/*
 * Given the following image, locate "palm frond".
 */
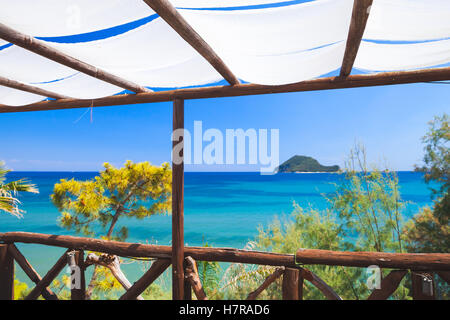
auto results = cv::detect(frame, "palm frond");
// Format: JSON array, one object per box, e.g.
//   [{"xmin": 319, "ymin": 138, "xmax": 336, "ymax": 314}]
[
  {"xmin": 0, "ymin": 162, "xmax": 39, "ymax": 217},
  {"xmin": 0, "ymin": 161, "xmax": 10, "ymax": 185},
  {"xmin": 3, "ymin": 179, "xmax": 39, "ymax": 194},
  {"xmin": 0, "ymin": 196, "xmax": 23, "ymax": 218}
]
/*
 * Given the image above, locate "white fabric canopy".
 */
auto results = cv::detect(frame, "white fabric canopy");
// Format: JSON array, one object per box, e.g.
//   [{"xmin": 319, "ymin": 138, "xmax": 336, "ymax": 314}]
[
  {"xmin": 356, "ymin": 0, "xmax": 450, "ymax": 72},
  {"xmin": 0, "ymin": 85, "xmax": 45, "ymax": 106},
  {"xmin": 0, "ymin": 0, "xmax": 281, "ymax": 37},
  {"xmin": 364, "ymin": 0, "xmax": 450, "ymax": 41},
  {"xmin": 355, "ymin": 39, "xmax": 450, "ymax": 72},
  {"xmin": 0, "ymin": 0, "xmax": 449, "ymax": 106}
]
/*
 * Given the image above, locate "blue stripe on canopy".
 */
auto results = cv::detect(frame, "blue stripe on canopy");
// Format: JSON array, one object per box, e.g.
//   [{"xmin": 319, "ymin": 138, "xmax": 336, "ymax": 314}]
[
  {"xmin": 0, "ymin": 1, "xmax": 313, "ymax": 46},
  {"xmin": 36, "ymin": 14, "xmax": 160, "ymax": 44},
  {"xmin": 0, "ymin": 43, "xmax": 13, "ymax": 51},
  {"xmin": 177, "ymin": 0, "xmax": 314, "ymax": 11}
]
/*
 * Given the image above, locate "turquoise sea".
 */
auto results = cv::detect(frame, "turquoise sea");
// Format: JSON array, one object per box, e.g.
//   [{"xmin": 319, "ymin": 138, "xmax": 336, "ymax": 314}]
[{"xmin": 1, "ymin": 171, "xmax": 435, "ymax": 286}]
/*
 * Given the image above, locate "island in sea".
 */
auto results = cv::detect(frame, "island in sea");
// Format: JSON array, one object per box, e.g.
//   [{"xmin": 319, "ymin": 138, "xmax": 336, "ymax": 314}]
[{"xmin": 277, "ymin": 155, "xmax": 340, "ymax": 173}]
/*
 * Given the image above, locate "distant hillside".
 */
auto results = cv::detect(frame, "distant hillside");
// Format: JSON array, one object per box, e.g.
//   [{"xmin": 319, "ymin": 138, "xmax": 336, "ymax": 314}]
[{"xmin": 277, "ymin": 156, "xmax": 339, "ymax": 173}]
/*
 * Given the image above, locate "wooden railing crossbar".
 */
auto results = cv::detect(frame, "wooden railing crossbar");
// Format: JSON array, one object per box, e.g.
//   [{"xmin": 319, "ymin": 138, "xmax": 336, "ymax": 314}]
[
  {"xmin": 367, "ymin": 270, "xmax": 407, "ymax": 300},
  {"xmin": 1, "ymin": 232, "xmax": 450, "ymax": 300},
  {"xmin": 2, "ymin": 232, "xmax": 449, "ymax": 270},
  {"xmin": 24, "ymin": 250, "xmax": 70, "ymax": 300},
  {"xmin": 247, "ymin": 267, "xmax": 285, "ymax": 300},
  {"xmin": 119, "ymin": 258, "xmax": 171, "ymax": 300},
  {"xmin": 8, "ymin": 244, "xmax": 58, "ymax": 300},
  {"xmin": 300, "ymin": 269, "xmax": 342, "ymax": 300}
]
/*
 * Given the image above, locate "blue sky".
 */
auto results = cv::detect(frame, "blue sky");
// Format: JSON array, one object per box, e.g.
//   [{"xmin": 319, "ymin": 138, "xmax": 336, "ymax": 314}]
[
  {"xmin": 1, "ymin": 0, "xmax": 449, "ymax": 172},
  {"xmin": 1, "ymin": 81, "xmax": 448, "ymax": 172}
]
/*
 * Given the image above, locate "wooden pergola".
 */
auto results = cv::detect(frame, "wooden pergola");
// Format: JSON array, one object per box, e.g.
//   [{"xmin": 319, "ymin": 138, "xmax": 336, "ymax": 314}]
[{"xmin": 1, "ymin": 0, "xmax": 450, "ymax": 300}]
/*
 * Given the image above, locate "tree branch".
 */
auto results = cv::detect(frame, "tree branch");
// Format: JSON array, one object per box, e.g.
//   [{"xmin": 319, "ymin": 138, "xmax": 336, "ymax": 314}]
[{"xmin": 85, "ymin": 253, "xmax": 144, "ymax": 300}]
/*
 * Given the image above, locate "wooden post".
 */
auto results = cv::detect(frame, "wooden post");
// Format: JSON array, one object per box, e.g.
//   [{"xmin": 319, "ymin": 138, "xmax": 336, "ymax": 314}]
[
  {"xmin": 68, "ymin": 250, "xmax": 86, "ymax": 300},
  {"xmin": 412, "ymin": 272, "xmax": 435, "ymax": 300},
  {"xmin": 298, "ymin": 270, "xmax": 304, "ymax": 300},
  {"xmin": 0, "ymin": 244, "xmax": 14, "ymax": 300},
  {"xmin": 183, "ymin": 252, "xmax": 192, "ymax": 300},
  {"xmin": 184, "ymin": 277, "xmax": 192, "ymax": 300},
  {"xmin": 282, "ymin": 268, "xmax": 299, "ymax": 300},
  {"xmin": 172, "ymin": 98, "xmax": 185, "ymax": 300}
]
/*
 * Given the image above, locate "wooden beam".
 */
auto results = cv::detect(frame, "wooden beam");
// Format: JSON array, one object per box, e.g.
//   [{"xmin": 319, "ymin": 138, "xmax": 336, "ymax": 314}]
[
  {"xmin": 184, "ymin": 256, "xmax": 207, "ymax": 300},
  {"xmin": 301, "ymin": 269, "xmax": 342, "ymax": 300},
  {"xmin": 120, "ymin": 259, "xmax": 171, "ymax": 300},
  {"xmin": 367, "ymin": 270, "xmax": 407, "ymax": 300},
  {"xmin": 0, "ymin": 75, "xmax": 70, "ymax": 100},
  {"xmin": 282, "ymin": 268, "xmax": 299, "ymax": 300},
  {"xmin": 7, "ymin": 244, "xmax": 57, "ymax": 300},
  {"xmin": 0, "ymin": 23, "xmax": 150, "ymax": 94},
  {"xmin": 172, "ymin": 98, "xmax": 184, "ymax": 300},
  {"xmin": 25, "ymin": 250, "xmax": 69, "ymax": 300},
  {"xmin": 340, "ymin": 0, "xmax": 373, "ymax": 77},
  {"xmin": 2, "ymin": 232, "xmax": 450, "ymax": 270},
  {"xmin": 142, "ymin": 0, "xmax": 239, "ymax": 85},
  {"xmin": 0, "ymin": 244, "xmax": 14, "ymax": 300},
  {"xmin": 0, "ymin": 232, "xmax": 295, "ymax": 266},
  {"xmin": 247, "ymin": 267, "xmax": 285, "ymax": 300},
  {"xmin": 1, "ymin": 67, "xmax": 449, "ymax": 114},
  {"xmin": 295, "ymin": 248, "xmax": 450, "ymax": 271}
]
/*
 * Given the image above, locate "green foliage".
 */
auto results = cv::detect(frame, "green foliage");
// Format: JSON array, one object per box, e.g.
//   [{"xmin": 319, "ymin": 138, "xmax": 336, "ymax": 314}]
[
  {"xmin": 416, "ymin": 113, "xmax": 449, "ymax": 197},
  {"xmin": 50, "ymin": 275, "xmax": 72, "ymax": 300},
  {"xmin": 330, "ymin": 145, "xmax": 406, "ymax": 253},
  {"xmin": 88, "ymin": 264, "xmax": 123, "ymax": 298},
  {"xmin": 51, "ymin": 160, "xmax": 171, "ymax": 299},
  {"xmin": 407, "ymin": 113, "xmax": 449, "ymax": 253},
  {"xmin": 14, "ymin": 277, "xmax": 30, "ymax": 300},
  {"xmin": 254, "ymin": 206, "xmax": 366, "ymax": 300},
  {"xmin": 197, "ymin": 241, "xmax": 222, "ymax": 298},
  {"xmin": 252, "ymin": 145, "xmax": 410, "ymax": 299},
  {"xmin": 50, "ymin": 270, "xmax": 125, "ymax": 300},
  {"xmin": 142, "ymin": 283, "xmax": 171, "ymax": 300},
  {"xmin": 0, "ymin": 161, "xmax": 38, "ymax": 217},
  {"xmin": 220, "ymin": 262, "xmax": 282, "ymax": 300},
  {"xmin": 217, "ymin": 241, "xmax": 282, "ymax": 300},
  {"xmin": 257, "ymin": 205, "xmax": 344, "ymax": 253},
  {"xmin": 277, "ymin": 155, "xmax": 340, "ymax": 173},
  {"xmin": 51, "ymin": 160, "xmax": 172, "ymax": 241},
  {"xmin": 404, "ymin": 207, "xmax": 449, "ymax": 253}
]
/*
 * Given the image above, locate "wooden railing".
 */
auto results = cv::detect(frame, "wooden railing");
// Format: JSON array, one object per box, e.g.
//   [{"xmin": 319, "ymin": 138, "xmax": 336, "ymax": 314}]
[{"xmin": 1, "ymin": 232, "xmax": 449, "ymax": 300}]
